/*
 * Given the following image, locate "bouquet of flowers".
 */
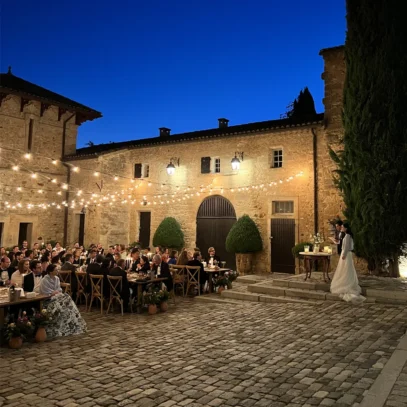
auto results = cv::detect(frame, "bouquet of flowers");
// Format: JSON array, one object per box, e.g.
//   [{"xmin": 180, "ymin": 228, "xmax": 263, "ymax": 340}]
[
  {"xmin": 310, "ymin": 232, "xmax": 325, "ymax": 245},
  {"xmin": 143, "ymin": 289, "xmax": 161, "ymax": 305},
  {"xmin": 158, "ymin": 289, "xmax": 169, "ymax": 303},
  {"xmin": 214, "ymin": 275, "xmax": 228, "ymax": 287},
  {"xmin": 6, "ymin": 312, "xmax": 34, "ymax": 340},
  {"xmin": 32, "ymin": 308, "xmax": 51, "ymax": 327}
]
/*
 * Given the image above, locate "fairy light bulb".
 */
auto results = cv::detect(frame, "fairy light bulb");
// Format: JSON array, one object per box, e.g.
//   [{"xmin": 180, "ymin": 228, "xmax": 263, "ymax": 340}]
[
  {"xmin": 31, "ymin": 173, "xmax": 37, "ymax": 179},
  {"xmin": 93, "ymin": 171, "xmax": 99, "ymax": 177},
  {"xmin": 12, "ymin": 165, "xmax": 19, "ymax": 171},
  {"xmin": 114, "ymin": 176, "xmax": 119, "ymax": 181},
  {"xmin": 72, "ymin": 166, "xmax": 79, "ymax": 172},
  {"xmin": 24, "ymin": 153, "xmax": 32, "ymax": 159}
]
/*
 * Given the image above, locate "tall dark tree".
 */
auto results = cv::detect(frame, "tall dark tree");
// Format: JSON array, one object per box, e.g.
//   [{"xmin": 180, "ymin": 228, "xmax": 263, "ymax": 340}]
[
  {"xmin": 331, "ymin": 0, "xmax": 407, "ymax": 276},
  {"xmin": 285, "ymin": 87, "xmax": 317, "ymax": 119}
]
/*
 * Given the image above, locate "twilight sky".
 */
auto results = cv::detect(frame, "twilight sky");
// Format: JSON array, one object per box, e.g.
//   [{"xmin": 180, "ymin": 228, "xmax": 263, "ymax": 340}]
[{"xmin": 1, "ymin": 0, "xmax": 345, "ymax": 147}]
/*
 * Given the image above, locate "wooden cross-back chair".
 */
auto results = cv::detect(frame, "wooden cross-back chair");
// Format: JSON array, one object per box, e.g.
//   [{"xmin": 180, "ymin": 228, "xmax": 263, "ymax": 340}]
[
  {"xmin": 75, "ymin": 271, "xmax": 88, "ymax": 309},
  {"xmin": 58, "ymin": 270, "xmax": 72, "ymax": 296},
  {"xmin": 106, "ymin": 276, "xmax": 124, "ymax": 316},
  {"xmin": 89, "ymin": 274, "xmax": 104, "ymax": 314},
  {"xmin": 185, "ymin": 265, "xmax": 201, "ymax": 296},
  {"xmin": 169, "ymin": 265, "xmax": 188, "ymax": 300}
]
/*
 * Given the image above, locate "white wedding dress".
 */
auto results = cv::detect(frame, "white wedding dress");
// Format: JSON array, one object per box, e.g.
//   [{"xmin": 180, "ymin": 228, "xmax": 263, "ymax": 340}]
[{"xmin": 330, "ymin": 234, "xmax": 366, "ymax": 303}]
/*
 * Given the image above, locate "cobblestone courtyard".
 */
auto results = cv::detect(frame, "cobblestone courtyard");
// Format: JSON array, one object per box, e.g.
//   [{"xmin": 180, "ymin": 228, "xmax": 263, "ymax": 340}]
[{"xmin": 1, "ymin": 299, "xmax": 407, "ymax": 407}]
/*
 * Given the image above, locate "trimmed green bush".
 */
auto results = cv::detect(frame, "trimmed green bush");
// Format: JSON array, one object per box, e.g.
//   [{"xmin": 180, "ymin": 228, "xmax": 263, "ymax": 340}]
[
  {"xmin": 292, "ymin": 242, "xmax": 313, "ymax": 258},
  {"xmin": 225, "ymin": 215, "xmax": 262, "ymax": 253},
  {"xmin": 152, "ymin": 217, "xmax": 184, "ymax": 250}
]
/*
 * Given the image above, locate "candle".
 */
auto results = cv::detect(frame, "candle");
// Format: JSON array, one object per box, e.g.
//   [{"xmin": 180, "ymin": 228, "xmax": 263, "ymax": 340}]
[
  {"xmin": 304, "ymin": 245, "xmax": 310, "ymax": 253},
  {"xmin": 324, "ymin": 246, "xmax": 329, "ymax": 253}
]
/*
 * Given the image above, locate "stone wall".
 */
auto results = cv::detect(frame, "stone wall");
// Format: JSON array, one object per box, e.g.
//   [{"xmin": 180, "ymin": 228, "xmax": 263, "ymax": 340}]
[
  {"xmin": 0, "ymin": 95, "xmax": 77, "ymax": 247},
  {"xmin": 67, "ymin": 127, "xmax": 322, "ymax": 273}
]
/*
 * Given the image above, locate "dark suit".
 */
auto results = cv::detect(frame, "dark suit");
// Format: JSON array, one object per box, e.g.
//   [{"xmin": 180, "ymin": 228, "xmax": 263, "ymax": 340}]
[
  {"xmin": 23, "ymin": 272, "xmax": 39, "ymax": 292},
  {"xmin": 86, "ymin": 262, "xmax": 102, "ymax": 293},
  {"xmin": 153, "ymin": 261, "xmax": 173, "ymax": 292},
  {"xmin": 61, "ymin": 262, "xmax": 78, "ymax": 298},
  {"xmin": 337, "ymin": 232, "xmax": 346, "ymax": 255},
  {"xmin": 109, "ymin": 266, "xmax": 130, "ymax": 310},
  {"xmin": 86, "ymin": 257, "xmax": 96, "ymax": 266}
]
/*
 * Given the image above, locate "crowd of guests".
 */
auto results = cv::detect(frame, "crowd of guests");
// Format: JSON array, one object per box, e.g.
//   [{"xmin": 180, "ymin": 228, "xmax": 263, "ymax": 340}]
[{"xmin": 1, "ymin": 241, "xmax": 222, "ymax": 321}]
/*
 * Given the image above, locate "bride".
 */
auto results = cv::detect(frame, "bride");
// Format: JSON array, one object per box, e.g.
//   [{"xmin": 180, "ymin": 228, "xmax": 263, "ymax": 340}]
[{"xmin": 330, "ymin": 223, "xmax": 366, "ymax": 303}]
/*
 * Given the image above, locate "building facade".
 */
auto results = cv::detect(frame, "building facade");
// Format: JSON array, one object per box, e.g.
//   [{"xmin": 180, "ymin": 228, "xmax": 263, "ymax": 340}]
[{"xmin": 0, "ymin": 46, "xmax": 345, "ymax": 273}]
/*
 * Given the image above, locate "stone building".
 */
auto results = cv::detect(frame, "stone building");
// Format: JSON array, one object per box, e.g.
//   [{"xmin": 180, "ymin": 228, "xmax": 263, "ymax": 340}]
[
  {"xmin": 0, "ymin": 45, "xmax": 345, "ymax": 273},
  {"xmin": 0, "ymin": 67, "xmax": 101, "ymax": 247}
]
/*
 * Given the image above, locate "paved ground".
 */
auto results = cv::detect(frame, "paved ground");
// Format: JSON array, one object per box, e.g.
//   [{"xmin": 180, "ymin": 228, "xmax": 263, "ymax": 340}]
[{"xmin": 1, "ymin": 299, "xmax": 407, "ymax": 407}]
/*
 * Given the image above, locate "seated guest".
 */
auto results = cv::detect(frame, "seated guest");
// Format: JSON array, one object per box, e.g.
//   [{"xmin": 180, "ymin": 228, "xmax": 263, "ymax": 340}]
[
  {"xmin": 143, "ymin": 247, "xmax": 153, "ymax": 261},
  {"xmin": 11, "ymin": 251, "xmax": 22, "ymax": 272},
  {"xmin": 86, "ymin": 254, "xmax": 104, "ymax": 293},
  {"xmin": 206, "ymin": 247, "xmax": 221, "ymax": 266},
  {"xmin": 176, "ymin": 250, "xmax": 189, "ymax": 266},
  {"xmin": 168, "ymin": 250, "xmax": 178, "ymax": 265},
  {"xmin": 136, "ymin": 255, "xmax": 150, "ymax": 274},
  {"xmin": 100, "ymin": 257, "xmax": 111, "ymax": 298},
  {"xmin": 151, "ymin": 254, "xmax": 173, "ymax": 292},
  {"xmin": 39, "ymin": 264, "xmax": 87, "ymax": 338},
  {"xmin": 129, "ymin": 248, "xmax": 141, "ymax": 271},
  {"xmin": 188, "ymin": 251, "xmax": 207, "ymax": 294},
  {"xmin": 105, "ymin": 246, "xmax": 115, "ymax": 261},
  {"xmin": 1, "ymin": 255, "xmax": 13, "ymax": 281},
  {"xmin": 61, "ymin": 254, "xmax": 78, "ymax": 299},
  {"xmin": 72, "ymin": 248, "xmax": 82, "ymax": 266},
  {"xmin": 109, "ymin": 259, "xmax": 130, "ymax": 312},
  {"xmin": 96, "ymin": 243, "xmax": 104, "ymax": 255},
  {"xmin": 86, "ymin": 249, "xmax": 97, "ymax": 265},
  {"xmin": 11, "ymin": 259, "xmax": 30, "ymax": 287},
  {"xmin": 23, "ymin": 260, "xmax": 43, "ymax": 293}
]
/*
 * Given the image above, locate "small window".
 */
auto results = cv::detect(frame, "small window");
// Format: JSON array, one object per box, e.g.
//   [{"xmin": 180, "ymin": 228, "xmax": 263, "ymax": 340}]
[
  {"xmin": 28, "ymin": 119, "xmax": 34, "ymax": 152},
  {"xmin": 272, "ymin": 201, "xmax": 294, "ymax": 214},
  {"xmin": 271, "ymin": 149, "xmax": 283, "ymax": 168},
  {"xmin": 135, "ymin": 163, "xmax": 149, "ymax": 178},
  {"xmin": 214, "ymin": 158, "xmax": 221, "ymax": 173},
  {"xmin": 143, "ymin": 165, "xmax": 150, "ymax": 178}
]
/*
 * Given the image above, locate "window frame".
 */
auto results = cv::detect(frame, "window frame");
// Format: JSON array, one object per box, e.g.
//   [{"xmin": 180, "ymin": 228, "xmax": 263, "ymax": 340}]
[
  {"xmin": 271, "ymin": 149, "xmax": 283, "ymax": 169},
  {"xmin": 272, "ymin": 200, "xmax": 294, "ymax": 214}
]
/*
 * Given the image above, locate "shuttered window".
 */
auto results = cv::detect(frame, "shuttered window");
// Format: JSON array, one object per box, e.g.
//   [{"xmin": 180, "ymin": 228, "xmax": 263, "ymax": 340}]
[
  {"xmin": 134, "ymin": 163, "xmax": 142, "ymax": 178},
  {"xmin": 201, "ymin": 157, "xmax": 211, "ymax": 174}
]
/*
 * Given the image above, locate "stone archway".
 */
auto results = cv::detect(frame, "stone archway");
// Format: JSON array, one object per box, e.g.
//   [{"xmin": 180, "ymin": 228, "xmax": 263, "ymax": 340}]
[{"xmin": 196, "ymin": 195, "xmax": 237, "ymax": 270}]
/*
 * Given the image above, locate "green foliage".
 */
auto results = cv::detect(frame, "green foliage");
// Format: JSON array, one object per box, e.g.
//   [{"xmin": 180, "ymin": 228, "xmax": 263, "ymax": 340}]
[
  {"xmin": 152, "ymin": 217, "xmax": 185, "ymax": 250},
  {"xmin": 225, "ymin": 215, "xmax": 263, "ymax": 253},
  {"xmin": 292, "ymin": 242, "xmax": 313, "ymax": 258},
  {"xmin": 129, "ymin": 241, "xmax": 141, "ymax": 248},
  {"xmin": 332, "ymin": 1, "xmax": 407, "ymax": 273},
  {"xmin": 285, "ymin": 87, "xmax": 317, "ymax": 119}
]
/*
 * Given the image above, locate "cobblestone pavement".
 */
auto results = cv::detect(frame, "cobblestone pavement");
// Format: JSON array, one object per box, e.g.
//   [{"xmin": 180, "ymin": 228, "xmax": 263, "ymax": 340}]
[
  {"xmin": 385, "ymin": 361, "xmax": 407, "ymax": 407},
  {"xmin": 1, "ymin": 299, "xmax": 407, "ymax": 407}
]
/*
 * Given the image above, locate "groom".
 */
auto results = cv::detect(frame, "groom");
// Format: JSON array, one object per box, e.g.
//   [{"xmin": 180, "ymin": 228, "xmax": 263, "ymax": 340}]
[{"xmin": 334, "ymin": 221, "xmax": 345, "ymax": 255}]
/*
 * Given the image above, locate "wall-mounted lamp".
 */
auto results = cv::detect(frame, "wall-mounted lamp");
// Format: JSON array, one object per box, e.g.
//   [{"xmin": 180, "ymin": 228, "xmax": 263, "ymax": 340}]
[
  {"xmin": 231, "ymin": 152, "xmax": 244, "ymax": 171},
  {"xmin": 166, "ymin": 157, "xmax": 180, "ymax": 175}
]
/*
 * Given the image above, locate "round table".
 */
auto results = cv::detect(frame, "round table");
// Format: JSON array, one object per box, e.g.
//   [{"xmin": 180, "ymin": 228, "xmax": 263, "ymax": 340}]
[{"xmin": 299, "ymin": 252, "xmax": 332, "ymax": 282}]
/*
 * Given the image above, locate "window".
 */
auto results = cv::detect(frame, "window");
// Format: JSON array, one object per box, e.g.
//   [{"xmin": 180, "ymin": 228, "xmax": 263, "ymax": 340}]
[
  {"xmin": 28, "ymin": 119, "xmax": 34, "ymax": 151},
  {"xmin": 134, "ymin": 163, "xmax": 149, "ymax": 179},
  {"xmin": 272, "ymin": 201, "xmax": 294, "ymax": 214},
  {"xmin": 201, "ymin": 157, "xmax": 221, "ymax": 174},
  {"xmin": 214, "ymin": 157, "xmax": 221, "ymax": 173},
  {"xmin": 271, "ymin": 149, "xmax": 283, "ymax": 168}
]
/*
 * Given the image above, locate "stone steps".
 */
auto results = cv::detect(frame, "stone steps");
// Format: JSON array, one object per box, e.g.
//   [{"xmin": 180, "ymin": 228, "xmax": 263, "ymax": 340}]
[{"xmin": 220, "ymin": 289, "xmax": 322, "ymax": 305}]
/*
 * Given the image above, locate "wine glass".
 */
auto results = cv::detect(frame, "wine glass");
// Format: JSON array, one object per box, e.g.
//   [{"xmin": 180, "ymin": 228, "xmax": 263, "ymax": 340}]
[{"xmin": 221, "ymin": 261, "xmax": 226, "ymax": 268}]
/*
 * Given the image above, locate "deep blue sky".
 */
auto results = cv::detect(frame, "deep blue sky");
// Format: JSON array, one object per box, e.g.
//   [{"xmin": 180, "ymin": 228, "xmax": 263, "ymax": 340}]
[{"xmin": 1, "ymin": 1, "xmax": 345, "ymax": 148}]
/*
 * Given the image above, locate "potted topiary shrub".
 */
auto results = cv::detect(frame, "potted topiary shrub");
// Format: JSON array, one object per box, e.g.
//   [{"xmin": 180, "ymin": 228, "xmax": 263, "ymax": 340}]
[
  {"xmin": 153, "ymin": 217, "xmax": 185, "ymax": 250},
  {"xmin": 225, "ymin": 215, "xmax": 263, "ymax": 275}
]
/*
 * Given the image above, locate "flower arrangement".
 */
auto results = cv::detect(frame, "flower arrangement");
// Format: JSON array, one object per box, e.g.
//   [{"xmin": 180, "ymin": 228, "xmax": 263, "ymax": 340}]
[
  {"xmin": 6, "ymin": 312, "xmax": 34, "ymax": 341},
  {"xmin": 143, "ymin": 289, "xmax": 161, "ymax": 305},
  {"xmin": 214, "ymin": 275, "xmax": 228, "ymax": 287},
  {"xmin": 158, "ymin": 289, "xmax": 169, "ymax": 303},
  {"xmin": 310, "ymin": 233, "xmax": 325, "ymax": 245},
  {"xmin": 32, "ymin": 308, "xmax": 51, "ymax": 327}
]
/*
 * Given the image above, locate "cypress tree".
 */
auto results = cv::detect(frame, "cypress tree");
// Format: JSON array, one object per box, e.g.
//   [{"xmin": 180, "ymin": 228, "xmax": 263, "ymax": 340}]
[
  {"xmin": 331, "ymin": 0, "xmax": 407, "ymax": 276},
  {"xmin": 285, "ymin": 87, "xmax": 317, "ymax": 119}
]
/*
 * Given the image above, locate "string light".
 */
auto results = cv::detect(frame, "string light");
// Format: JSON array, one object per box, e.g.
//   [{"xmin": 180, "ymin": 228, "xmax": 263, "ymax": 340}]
[
  {"xmin": 72, "ymin": 166, "xmax": 79, "ymax": 172},
  {"xmin": 12, "ymin": 165, "xmax": 19, "ymax": 171},
  {"xmin": 24, "ymin": 153, "xmax": 32, "ymax": 159},
  {"xmin": 52, "ymin": 159, "xmax": 58, "ymax": 165}
]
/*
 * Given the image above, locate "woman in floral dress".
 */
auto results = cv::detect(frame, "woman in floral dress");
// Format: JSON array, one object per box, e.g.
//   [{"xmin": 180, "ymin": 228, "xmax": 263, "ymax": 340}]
[{"xmin": 39, "ymin": 264, "xmax": 87, "ymax": 338}]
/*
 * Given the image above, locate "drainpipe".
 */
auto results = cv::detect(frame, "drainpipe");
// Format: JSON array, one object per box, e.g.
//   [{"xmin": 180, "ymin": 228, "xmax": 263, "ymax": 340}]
[
  {"xmin": 61, "ymin": 113, "xmax": 76, "ymax": 248},
  {"xmin": 311, "ymin": 128, "xmax": 319, "ymax": 234}
]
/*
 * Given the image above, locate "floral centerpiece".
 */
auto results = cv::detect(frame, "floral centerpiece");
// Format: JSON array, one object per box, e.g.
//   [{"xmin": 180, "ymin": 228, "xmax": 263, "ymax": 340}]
[
  {"xmin": 310, "ymin": 233, "xmax": 325, "ymax": 253},
  {"xmin": 224, "ymin": 270, "xmax": 239, "ymax": 289}
]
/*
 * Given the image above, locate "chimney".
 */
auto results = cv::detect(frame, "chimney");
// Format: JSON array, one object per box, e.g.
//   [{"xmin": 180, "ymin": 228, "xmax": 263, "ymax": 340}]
[
  {"xmin": 218, "ymin": 118, "xmax": 229, "ymax": 128},
  {"xmin": 159, "ymin": 127, "xmax": 171, "ymax": 137}
]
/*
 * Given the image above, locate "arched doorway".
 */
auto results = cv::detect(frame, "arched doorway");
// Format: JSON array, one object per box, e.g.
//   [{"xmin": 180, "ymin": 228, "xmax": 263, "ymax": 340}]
[{"xmin": 196, "ymin": 195, "xmax": 237, "ymax": 270}]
